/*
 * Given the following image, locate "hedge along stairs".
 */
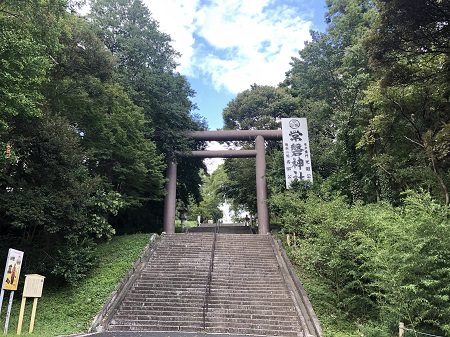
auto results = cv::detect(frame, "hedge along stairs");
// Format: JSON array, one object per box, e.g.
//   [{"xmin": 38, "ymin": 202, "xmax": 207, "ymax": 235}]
[{"xmin": 90, "ymin": 225, "xmax": 322, "ymax": 337}]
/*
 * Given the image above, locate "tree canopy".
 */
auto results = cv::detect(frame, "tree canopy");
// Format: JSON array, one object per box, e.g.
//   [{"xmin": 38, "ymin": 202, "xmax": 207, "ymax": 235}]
[{"xmin": 0, "ymin": 0, "xmax": 203, "ymax": 283}]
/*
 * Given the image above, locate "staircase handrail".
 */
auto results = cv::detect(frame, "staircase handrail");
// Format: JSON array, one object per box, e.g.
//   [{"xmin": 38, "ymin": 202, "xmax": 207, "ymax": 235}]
[{"xmin": 202, "ymin": 222, "xmax": 218, "ymax": 329}]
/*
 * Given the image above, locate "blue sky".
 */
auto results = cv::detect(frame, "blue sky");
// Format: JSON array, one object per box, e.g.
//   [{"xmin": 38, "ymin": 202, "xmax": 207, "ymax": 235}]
[{"xmin": 144, "ymin": 0, "xmax": 328, "ymax": 130}]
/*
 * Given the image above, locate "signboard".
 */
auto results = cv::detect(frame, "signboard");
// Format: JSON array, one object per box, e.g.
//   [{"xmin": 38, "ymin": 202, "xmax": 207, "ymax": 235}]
[
  {"xmin": 282, "ymin": 118, "xmax": 313, "ymax": 188},
  {"xmin": 2, "ymin": 249, "xmax": 24, "ymax": 291},
  {"xmin": 23, "ymin": 274, "xmax": 45, "ymax": 298}
]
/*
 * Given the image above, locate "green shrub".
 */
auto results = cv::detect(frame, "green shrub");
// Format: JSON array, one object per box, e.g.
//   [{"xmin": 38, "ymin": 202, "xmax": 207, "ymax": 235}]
[{"xmin": 272, "ymin": 189, "xmax": 450, "ymax": 336}]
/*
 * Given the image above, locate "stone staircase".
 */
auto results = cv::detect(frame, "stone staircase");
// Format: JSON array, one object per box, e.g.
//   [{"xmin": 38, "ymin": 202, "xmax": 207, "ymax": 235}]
[{"xmin": 103, "ymin": 231, "xmax": 320, "ymax": 337}]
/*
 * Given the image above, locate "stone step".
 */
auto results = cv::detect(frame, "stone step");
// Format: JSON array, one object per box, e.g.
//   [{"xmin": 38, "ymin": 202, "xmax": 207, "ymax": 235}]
[
  {"xmin": 214, "ymin": 243, "xmax": 271, "ymax": 245},
  {"xmin": 140, "ymin": 270, "xmax": 209, "ymax": 274},
  {"xmin": 118, "ymin": 304, "xmax": 203, "ymax": 311},
  {"xmin": 213, "ymin": 260, "xmax": 277, "ymax": 264},
  {"xmin": 208, "ymin": 307, "xmax": 298, "ymax": 316},
  {"xmin": 207, "ymin": 298, "xmax": 293, "ymax": 305},
  {"xmin": 132, "ymin": 284, "xmax": 206, "ymax": 289},
  {"xmin": 143, "ymin": 259, "xmax": 209, "ymax": 263},
  {"xmin": 215, "ymin": 255, "xmax": 274, "ymax": 258},
  {"xmin": 111, "ymin": 316, "xmax": 203, "ymax": 324},
  {"xmin": 120, "ymin": 297, "xmax": 295, "ymax": 306},
  {"xmin": 122, "ymin": 294, "xmax": 205, "ymax": 299},
  {"xmin": 120, "ymin": 297, "xmax": 204, "ymax": 305},
  {"xmin": 109, "ymin": 324, "xmax": 299, "ymax": 337},
  {"xmin": 210, "ymin": 275, "xmax": 283, "ymax": 280},
  {"xmin": 108, "ymin": 324, "xmax": 202, "ymax": 332},
  {"xmin": 211, "ymin": 268, "xmax": 280, "ymax": 273},
  {"xmin": 133, "ymin": 282, "xmax": 205, "ymax": 287},
  {"xmin": 205, "ymin": 325, "xmax": 299, "ymax": 337},
  {"xmin": 128, "ymin": 290, "xmax": 206, "ymax": 296},
  {"xmin": 139, "ymin": 271, "xmax": 209, "ymax": 276},
  {"xmin": 209, "ymin": 288, "xmax": 289, "ymax": 295},
  {"xmin": 110, "ymin": 316, "xmax": 299, "ymax": 328},
  {"xmin": 210, "ymin": 283, "xmax": 285, "ymax": 288},
  {"xmin": 113, "ymin": 311, "xmax": 299, "ymax": 321},
  {"xmin": 214, "ymin": 255, "xmax": 275, "ymax": 259},
  {"xmin": 209, "ymin": 285, "xmax": 287, "ymax": 291},
  {"xmin": 211, "ymin": 274, "xmax": 284, "ymax": 279},
  {"xmin": 120, "ymin": 296, "xmax": 292, "ymax": 306},
  {"xmin": 116, "ymin": 306, "xmax": 297, "ymax": 316},
  {"xmin": 139, "ymin": 271, "xmax": 208, "ymax": 276},
  {"xmin": 109, "ymin": 318, "xmax": 203, "ymax": 327},
  {"xmin": 205, "ymin": 316, "xmax": 299, "ymax": 326}
]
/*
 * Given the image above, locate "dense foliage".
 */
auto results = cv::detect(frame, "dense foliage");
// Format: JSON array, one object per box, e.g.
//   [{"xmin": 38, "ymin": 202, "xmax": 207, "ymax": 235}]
[
  {"xmin": 0, "ymin": 0, "xmax": 202, "ymax": 283},
  {"xmin": 271, "ymin": 189, "xmax": 450, "ymax": 336}
]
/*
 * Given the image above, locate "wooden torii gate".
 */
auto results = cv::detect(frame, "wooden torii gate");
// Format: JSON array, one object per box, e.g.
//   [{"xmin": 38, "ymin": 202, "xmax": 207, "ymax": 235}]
[{"xmin": 163, "ymin": 129, "xmax": 282, "ymax": 235}]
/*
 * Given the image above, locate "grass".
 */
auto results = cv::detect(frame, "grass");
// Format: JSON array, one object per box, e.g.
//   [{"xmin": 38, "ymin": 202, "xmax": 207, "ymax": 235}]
[
  {"xmin": 175, "ymin": 220, "xmax": 197, "ymax": 232},
  {"xmin": 2, "ymin": 233, "xmax": 152, "ymax": 337}
]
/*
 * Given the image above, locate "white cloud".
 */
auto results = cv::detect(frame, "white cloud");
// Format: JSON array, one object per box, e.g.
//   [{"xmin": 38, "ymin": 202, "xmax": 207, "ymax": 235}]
[
  {"xmin": 144, "ymin": 0, "xmax": 312, "ymax": 94},
  {"xmin": 203, "ymin": 141, "xmax": 225, "ymax": 174},
  {"xmin": 143, "ymin": 0, "xmax": 200, "ymax": 74}
]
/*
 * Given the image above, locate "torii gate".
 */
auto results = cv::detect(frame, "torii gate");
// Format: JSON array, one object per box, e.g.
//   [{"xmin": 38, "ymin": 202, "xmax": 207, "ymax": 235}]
[{"xmin": 163, "ymin": 129, "xmax": 282, "ymax": 235}]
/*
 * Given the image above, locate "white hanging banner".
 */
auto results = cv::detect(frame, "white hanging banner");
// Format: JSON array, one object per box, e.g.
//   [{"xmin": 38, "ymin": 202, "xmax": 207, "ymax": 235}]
[{"xmin": 282, "ymin": 118, "xmax": 313, "ymax": 188}]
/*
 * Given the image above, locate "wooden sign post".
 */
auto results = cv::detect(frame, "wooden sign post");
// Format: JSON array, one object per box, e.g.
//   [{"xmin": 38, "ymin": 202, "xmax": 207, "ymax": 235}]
[{"xmin": 17, "ymin": 274, "xmax": 45, "ymax": 335}]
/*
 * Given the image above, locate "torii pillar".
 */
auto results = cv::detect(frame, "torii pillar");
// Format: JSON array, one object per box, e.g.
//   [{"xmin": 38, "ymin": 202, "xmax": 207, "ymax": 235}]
[
  {"xmin": 163, "ymin": 157, "xmax": 177, "ymax": 233},
  {"xmin": 255, "ymin": 135, "xmax": 269, "ymax": 234}
]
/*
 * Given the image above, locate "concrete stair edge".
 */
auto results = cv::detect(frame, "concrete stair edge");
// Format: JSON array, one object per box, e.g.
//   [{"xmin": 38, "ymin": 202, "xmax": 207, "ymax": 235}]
[{"xmin": 269, "ymin": 235, "xmax": 323, "ymax": 337}]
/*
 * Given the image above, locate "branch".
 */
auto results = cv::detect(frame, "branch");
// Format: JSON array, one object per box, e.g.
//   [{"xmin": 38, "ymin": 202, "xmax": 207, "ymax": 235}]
[
  {"xmin": 403, "ymin": 135, "xmax": 424, "ymax": 148},
  {"xmin": 389, "ymin": 97, "xmax": 423, "ymax": 141}
]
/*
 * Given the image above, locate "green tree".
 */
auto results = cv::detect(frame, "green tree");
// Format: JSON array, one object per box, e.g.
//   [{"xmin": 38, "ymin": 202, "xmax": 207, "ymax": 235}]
[
  {"xmin": 190, "ymin": 166, "xmax": 227, "ymax": 222},
  {"xmin": 363, "ymin": 0, "xmax": 450, "ymax": 204},
  {"xmin": 0, "ymin": 0, "xmax": 65, "ymax": 165},
  {"xmin": 273, "ymin": 189, "xmax": 450, "ymax": 335},
  {"xmin": 365, "ymin": 192, "xmax": 450, "ymax": 334},
  {"xmin": 0, "ymin": 1, "xmax": 159, "ymax": 283},
  {"xmin": 223, "ymin": 85, "xmax": 301, "ymax": 131},
  {"xmin": 223, "ymin": 158, "xmax": 257, "ymax": 215},
  {"xmin": 222, "ymin": 85, "xmax": 300, "ymax": 214},
  {"xmin": 89, "ymin": 0, "xmax": 200, "ymax": 153},
  {"xmin": 0, "ymin": 114, "xmax": 119, "ymax": 284},
  {"xmin": 46, "ymin": 18, "xmax": 165, "ymax": 202},
  {"xmin": 284, "ymin": 0, "xmax": 379, "ymax": 203},
  {"xmin": 90, "ymin": 0, "xmax": 205, "ymax": 210}
]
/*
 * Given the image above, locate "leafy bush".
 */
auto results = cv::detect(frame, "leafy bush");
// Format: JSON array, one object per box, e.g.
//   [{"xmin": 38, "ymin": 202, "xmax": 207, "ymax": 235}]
[
  {"xmin": 272, "ymin": 189, "xmax": 450, "ymax": 335},
  {"xmin": 365, "ymin": 192, "xmax": 450, "ymax": 335}
]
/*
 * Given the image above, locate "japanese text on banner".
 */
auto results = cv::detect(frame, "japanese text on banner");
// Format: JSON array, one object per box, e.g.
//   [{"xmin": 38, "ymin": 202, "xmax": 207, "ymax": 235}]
[{"xmin": 281, "ymin": 118, "xmax": 313, "ymax": 188}]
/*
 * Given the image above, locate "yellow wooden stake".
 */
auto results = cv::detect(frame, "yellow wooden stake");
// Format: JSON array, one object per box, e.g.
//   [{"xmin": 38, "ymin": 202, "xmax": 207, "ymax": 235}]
[
  {"xmin": 29, "ymin": 298, "xmax": 38, "ymax": 333},
  {"xmin": 16, "ymin": 296, "xmax": 26, "ymax": 335}
]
